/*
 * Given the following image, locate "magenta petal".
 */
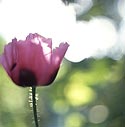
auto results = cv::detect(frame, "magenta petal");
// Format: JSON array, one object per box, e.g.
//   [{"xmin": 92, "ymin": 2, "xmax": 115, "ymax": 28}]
[
  {"xmin": 52, "ymin": 42, "xmax": 69, "ymax": 66},
  {"xmin": 26, "ymin": 33, "xmax": 52, "ymax": 54},
  {"xmin": 0, "ymin": 40, "xmax": 17, "ymax": 76}
]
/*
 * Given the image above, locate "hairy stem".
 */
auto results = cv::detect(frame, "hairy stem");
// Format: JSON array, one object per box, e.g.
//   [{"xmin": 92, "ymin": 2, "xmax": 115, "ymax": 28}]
[{"xmin": 32, "ymin": 86, "xmax": 39, "ymax": 127}]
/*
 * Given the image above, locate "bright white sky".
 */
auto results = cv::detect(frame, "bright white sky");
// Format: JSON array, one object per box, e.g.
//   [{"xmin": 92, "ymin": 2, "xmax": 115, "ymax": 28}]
[{"xmin": 0, "ymin": 0, "xmax": 124, "ymax": 62}]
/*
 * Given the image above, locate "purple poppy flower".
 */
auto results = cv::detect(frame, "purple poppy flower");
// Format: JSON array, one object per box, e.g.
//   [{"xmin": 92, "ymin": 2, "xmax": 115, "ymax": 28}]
[{"xmin": 0, "ymin": 33, "xmax": 69, "ymax": 87}]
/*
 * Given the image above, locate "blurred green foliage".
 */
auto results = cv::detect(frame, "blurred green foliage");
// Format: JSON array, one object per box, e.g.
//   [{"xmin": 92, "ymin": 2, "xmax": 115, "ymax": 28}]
[
  {"xmin": 0, "ymin": 36, "xmax": 5, "ymax": 54},
  {"xmin": 0, "ymin": 54, "xmax": 124, "ymax": 127},
  {"xmin": 0, "ymin": 0, "xmax": 124, "ymax": 127}
]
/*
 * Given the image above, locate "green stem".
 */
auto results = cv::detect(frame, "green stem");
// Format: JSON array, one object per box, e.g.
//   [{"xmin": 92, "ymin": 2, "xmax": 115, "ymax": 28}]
[{"xmin": 32, "ymin": 86, "xmax": 39, "ymax": 127}]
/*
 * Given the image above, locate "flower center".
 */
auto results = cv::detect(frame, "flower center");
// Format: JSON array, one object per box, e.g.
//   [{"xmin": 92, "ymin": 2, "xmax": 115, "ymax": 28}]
[{"xmin": 19, "ymin": 69, "xmax": 37, "ymax": 87}]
